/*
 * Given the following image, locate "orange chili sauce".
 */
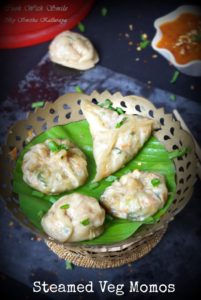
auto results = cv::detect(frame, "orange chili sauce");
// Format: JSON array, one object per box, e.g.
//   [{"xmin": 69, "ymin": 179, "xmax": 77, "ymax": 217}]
[{"xmin": 157, "ymin": 13, "xmax": 201, "ymax": 64}]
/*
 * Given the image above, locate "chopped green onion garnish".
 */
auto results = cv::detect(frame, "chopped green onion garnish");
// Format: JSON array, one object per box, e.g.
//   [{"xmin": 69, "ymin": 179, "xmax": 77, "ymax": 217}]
[
  {"xmin": 139, "ymin": 40, "xmax": 150, "ymax": 49},
  {"xmin": 115, "ymin": 117, "xmax": 128, "ymax": 128},
  {"xmin": 170, "ymin": 70, "xmax": 180, "ymax": 84},
  {"xmin": 48, "ymin": 141, "xmax": 59, "ymax": 152},
  {"xmin": 151, "ymin": 178, "xmax": 161, "ymax": 187},
  {"xmin": 88, "ymin": 182, "xmax": 99, "ymax": 190},
  {"xmin": 60, "ymin": 204, "xmax": 70, "ymax": 209},
  {"xmin": 191, "ymin": 33, "xmax": 201, "ymax": 42},
  {"xmin": 75, "ymin": 85, "xmax": 83, "ymax": 93},
  {"xmin": 31, "ymin": 101, "xmax": 45, "ymax": 108},
  {"xmin": 115, "ymin": 107, "xmax": 125, "ymax": 115},
  {"xmin": 65, "ymin": 260, "xmax": 73, "ymax": 270},
  {"xmin": 59, "ymin": 144, "xmax": 69, "ymax": 151},
  {"xmin": 170, "ymin": 94, "xmax": 176, "ymax": 101},
  {"xmin": 77, "ymin": 22, "xmax": 85, "ymax": 32},
  {"xmin": 98, "ymin": 99, "xmax": 113, "ymax": 109},
  {"xmin": 105, "ymin": 175, "xmax": 117, "ymax": 182},
  {"xmin": 47, "ymin": 141, "xmax": 69, "ymax": 152},
  {"xmin": 101, "ymin": 7, "xmax": 108, "ymax": 16},
  {"xmin": 168, "ymin": 147, "xmax": 191, "ymax": 160},
  {"xmin": 80, "ymin": 218, "xmax": 90, "ymax": 226}
]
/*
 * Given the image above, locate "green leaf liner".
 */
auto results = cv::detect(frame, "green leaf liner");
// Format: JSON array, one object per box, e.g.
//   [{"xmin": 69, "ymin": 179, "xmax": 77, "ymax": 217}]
[{"xmin": 13, "ymin": 120, "xmax": 176, "ymax": 245}]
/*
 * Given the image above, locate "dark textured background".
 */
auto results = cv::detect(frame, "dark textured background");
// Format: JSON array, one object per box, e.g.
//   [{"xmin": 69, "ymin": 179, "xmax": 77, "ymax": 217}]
[{"xmin": 0, "ymin": 1, "xmax": 201, "ymax": 299}]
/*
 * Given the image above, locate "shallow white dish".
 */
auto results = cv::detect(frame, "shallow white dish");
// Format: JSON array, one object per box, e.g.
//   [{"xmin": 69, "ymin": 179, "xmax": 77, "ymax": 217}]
[{"xmin": 152, "ymin": 5, "xmax": 201, "ymax": 77}]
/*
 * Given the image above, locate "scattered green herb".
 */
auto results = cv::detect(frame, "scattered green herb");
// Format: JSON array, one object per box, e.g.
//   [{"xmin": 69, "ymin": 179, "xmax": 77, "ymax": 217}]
[
  {"xmin": 115, "ymin": 107, "xmax": 125, "ymax": 115},
  {"xmin": 105, "ymin": 175, "xmax": 117, "ymax": 182},
  {"xmin": 151, "ymin": 178, "xmax": 161, "ymax": 187},
  {"xmin": 65, "ymin": 260, "xmax": 73, "ymax": 270},
  {"xmin": 81, "ymin": 218, "xmax": 90, "ymax": 226},
  {"xmin": 60, "ymin": 204, "xmax": 70, "ymax": 210},
  {"xmin": 75, "ymin": 85, "xmax": 83, "ymax": 93},
  {"xmin": 168, "ymin": 147, "xmax": 191, "ymax": 160},
  {"xmin": 77, "ymin": 22, "xmax": 85, "ymax": 32},
  {"xmin": 98, "ymin": 99, "xmax": 126, "ymax": 115},
  {"xmin": 47, "ymin": 141, "xmax": 59, "ymax": 152},
  {"xmin": 101, "ymin": 7, "xmax": 108, "ymax": 16},
  {"xmin": 59, "ymin": 144, "xmax": 69, "ymax": 151},
  {"xmin": 170, "ymin": 94, "xmax": 176, "ymax": 101},
  {"xmin": 31, "ymin": 101, "xmax": 45, "ymax": 109},
  {"xmin": 191, "ymin": 33, "xmax": 201, "ymax": 42},
  {"xmin": 115, "ymin": 117, "xmax": 128, "ymax": 128},
  {"xmin": 98, "ymin": 99, "xmax": 113, "ymax": 109},
  {"xmin": 88, "ymin": 182, "xmax": 99, "ymax": 190},
  {"xmin": 170, "ymin": 70, "xmax": 180, "ymax": 84},
  {"xmin": 48, "ymin": 141, "xmax": 69, "ymax": 152},
  {"xmin": 139, "ymin": 40, "xmax": 150, "ymax": 49}
]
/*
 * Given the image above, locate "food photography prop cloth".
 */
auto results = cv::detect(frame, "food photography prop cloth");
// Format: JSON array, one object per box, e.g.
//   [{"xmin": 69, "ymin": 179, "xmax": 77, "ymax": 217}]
[
  {"xmin": 0, "ymin": 53, "xmax": 201, "ymax": 300},
  {"xmin": 0, "ymin": 0, "xmax": 201, "ymax": 299}
]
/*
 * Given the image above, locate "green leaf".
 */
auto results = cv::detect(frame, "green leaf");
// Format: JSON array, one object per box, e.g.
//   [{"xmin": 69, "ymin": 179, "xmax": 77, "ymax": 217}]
[
  {"xmin": 170, "ymin": 70, "xmax": 180, "ymax": 84},
  {"xmin": 13, "ymin": 119, "xmax": 180, "ymax": 245},
  {"xmin": 105, "ymin": 175, "xmax": 117, "ymax": 182},
  {"xmin": 88, "ymin": 182, "xmax": 99, "ymax": 190},
  {"xmin": 31, "ymin": 101, "xmax": 44, "ymax": 108}
]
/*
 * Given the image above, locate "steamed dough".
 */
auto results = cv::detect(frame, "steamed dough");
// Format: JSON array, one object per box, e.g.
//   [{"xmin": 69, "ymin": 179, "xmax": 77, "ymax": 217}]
[
  {"xmin": 81, "ymin": 99, "xmax": 154, "ymax": 182},
  {"xmin": 49, "ymin": 31, "xmax": 99, "ymax": 70},
  {"xmin": 22, "ymin": 139, "xmax": 88, "ymax": 195},
  {"xmin": 41, "ymin": 193, "xmax": 105, "ymax": 242},
  {"xmin": 100, "ymin": 170, "xmax": 168, "ymax": 221}
]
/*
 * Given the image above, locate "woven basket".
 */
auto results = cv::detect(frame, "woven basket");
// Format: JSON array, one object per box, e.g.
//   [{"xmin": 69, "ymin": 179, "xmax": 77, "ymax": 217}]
[{"xmin": 0, "ymin": 91, "xmax": 197, "ymax": 268}]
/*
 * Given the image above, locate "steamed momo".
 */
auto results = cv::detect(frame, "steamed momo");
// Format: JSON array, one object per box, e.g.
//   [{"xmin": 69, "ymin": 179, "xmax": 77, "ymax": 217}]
[
  {"xmin": 22, "ymin": 139, "xmax": 88, "ymax": 194},
  {"xmin": 41, "ymin": 193, "xmax": 105, "ymax": 242},
  {"xmin": 49, "ymin": 31, "xmax": 99, "ymax": 70},
  {"xmin": 100, "ymin": 170, "xmax": 168, "ymax": 221},
  {"xmin": 81, "ymin": 100, "xmax": 154, "ymax": 182}
]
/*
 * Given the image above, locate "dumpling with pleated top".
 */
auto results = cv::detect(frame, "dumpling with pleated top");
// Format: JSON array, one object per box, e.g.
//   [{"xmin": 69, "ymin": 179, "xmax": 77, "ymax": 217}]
[
  {"xmin": 41, "ymin": 193, "xmax": 105, "ymax": 242},
  {"xmin": 80, "ymin": 99, "xmax": 154, "ymax": 182},
  {"xmin": 100, "ymin": 170, "xmax": 168, "ymax": 221}
]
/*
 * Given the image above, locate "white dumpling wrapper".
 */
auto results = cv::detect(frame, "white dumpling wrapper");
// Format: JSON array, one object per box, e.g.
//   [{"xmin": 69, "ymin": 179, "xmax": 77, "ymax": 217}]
[
  {"xmin": 100, "ymin": 170, "xmax": 168, "ymax": 221},
  {"xmin": 22, "ymin": 139, "xmax": 88, "ymax": 195},
  {"xmin": 49, "ymin": 31, "xmax": 99, "ymax": 70},
  {"xmin": 81, "ymin": 100, "xmax": 154, "ymax": 182},
  {"xmin": 41, "ymin": 193, "xmax": 105, "ymax": 242}
]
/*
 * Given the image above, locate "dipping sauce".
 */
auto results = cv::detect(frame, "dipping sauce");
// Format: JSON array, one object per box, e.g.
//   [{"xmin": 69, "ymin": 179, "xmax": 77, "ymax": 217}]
[{"xmin": 157, "ymin": 13, "xmax": 201, "ymax": 64}]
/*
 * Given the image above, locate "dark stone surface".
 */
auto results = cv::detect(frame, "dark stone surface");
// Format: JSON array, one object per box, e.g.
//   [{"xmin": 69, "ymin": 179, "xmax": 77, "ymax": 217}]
[{"xmin": 0, "ymin": 1, "xmax": 201, "ymax": 300}]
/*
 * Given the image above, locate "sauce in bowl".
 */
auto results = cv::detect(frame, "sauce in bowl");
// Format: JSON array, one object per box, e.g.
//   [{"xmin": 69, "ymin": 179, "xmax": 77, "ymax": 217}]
[{"xmin": 157, "ymin": 13, "xmax": 201, "ymax": 64}]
